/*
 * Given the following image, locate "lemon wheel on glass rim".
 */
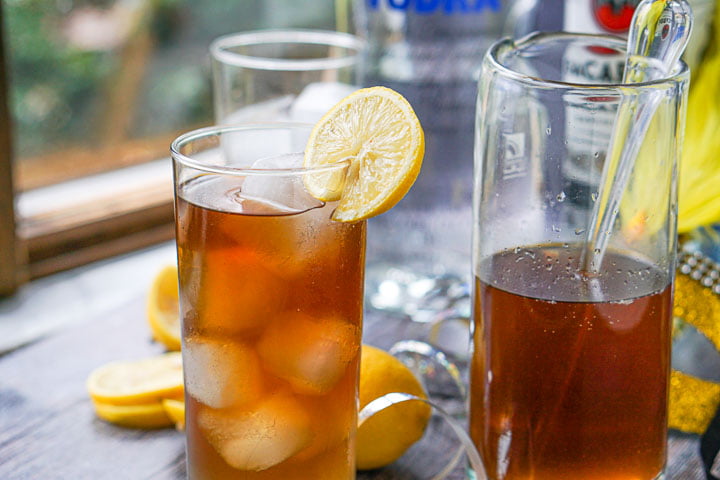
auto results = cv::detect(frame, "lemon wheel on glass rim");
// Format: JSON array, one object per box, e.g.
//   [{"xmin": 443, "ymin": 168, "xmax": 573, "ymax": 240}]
[{"xmin": 304, "ymin": 86, "xmax": 425, "ymax": 222}]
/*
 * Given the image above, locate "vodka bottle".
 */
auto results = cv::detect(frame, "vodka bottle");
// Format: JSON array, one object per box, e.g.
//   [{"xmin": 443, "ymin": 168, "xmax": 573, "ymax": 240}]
[{"xmin": 354, "ymin": 0, "xmax": 519, "ymax": 310}]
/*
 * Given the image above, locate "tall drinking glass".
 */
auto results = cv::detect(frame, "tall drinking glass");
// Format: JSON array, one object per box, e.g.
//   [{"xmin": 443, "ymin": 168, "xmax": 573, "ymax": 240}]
[
  {"xmin": 470, "ymin": 33, "xmax": 688, "ymax": 480},
  {"xmin": 210, "ymin": 29, "xmax": 364, "ymax": 125},
  {"xmin": 171, "ymin": 123, "xmax": 366, "ymax": 479}
]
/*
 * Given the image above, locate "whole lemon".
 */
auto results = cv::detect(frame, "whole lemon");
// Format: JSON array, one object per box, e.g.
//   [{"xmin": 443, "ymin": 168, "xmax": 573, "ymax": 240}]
[{"xmin": 356, "ymin": 344, "xmax": 432, "ymax": 470}]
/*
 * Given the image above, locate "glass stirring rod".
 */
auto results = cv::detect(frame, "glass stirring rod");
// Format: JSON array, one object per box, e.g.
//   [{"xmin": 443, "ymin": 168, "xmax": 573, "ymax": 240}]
[{"xmin": 581, "ymin": 0, "xmax": 692, "ymax": 273}]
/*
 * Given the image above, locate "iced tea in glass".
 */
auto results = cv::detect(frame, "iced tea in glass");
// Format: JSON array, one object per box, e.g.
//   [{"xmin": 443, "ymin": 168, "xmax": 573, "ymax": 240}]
[
  {"xmin": 171, "ymin": 124, "xmax": 365, "ymax": 480},
  {"xmin": 470, "ymin": 33, "xmax": 688, "ymax": 480}
]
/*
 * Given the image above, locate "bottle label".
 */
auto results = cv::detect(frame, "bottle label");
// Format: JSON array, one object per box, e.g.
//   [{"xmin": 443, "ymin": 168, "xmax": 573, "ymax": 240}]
[
  {"xmin": 561, "ymin": 43, "xmax": 624, "ymax": 186},
  {"xmin": 367, "ymin": 0, "xmax": 501, "ymax": 14},
  {"xmin": 564, "ymin": 0, "xmax": 639, "ymax": 34},
  {"xmin": 559, "ymin": 0, "xmax": 631, "ymax": 189}
]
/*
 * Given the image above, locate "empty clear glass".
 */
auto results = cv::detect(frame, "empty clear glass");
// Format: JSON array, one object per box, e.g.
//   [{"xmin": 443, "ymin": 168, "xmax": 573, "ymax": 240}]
[{"xmin": 210, "ymin": 29, "xmax": 364, "ymax": 125}]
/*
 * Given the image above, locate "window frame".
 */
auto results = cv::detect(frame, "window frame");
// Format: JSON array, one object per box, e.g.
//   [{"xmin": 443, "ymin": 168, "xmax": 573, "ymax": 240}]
[
  {"xmin": 0, "ymin": 2, "xmax": 180, "ymax": 291},
  {"xmin": 0, "ymin": 5, "xmax": 21, "ymax": 296}
]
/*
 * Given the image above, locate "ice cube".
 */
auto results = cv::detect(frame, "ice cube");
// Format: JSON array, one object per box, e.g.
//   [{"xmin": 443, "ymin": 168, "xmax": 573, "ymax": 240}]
[
  {"xmin": 197, "ymin": 247, "xmax": 286, "ymax": 336},
  {"xmin": 290, "ymin": 82, "xmax": 358, "ymax": 124},
  {"xmin": 223, "ymin": 95, "xmax": 294, "ymax": 124},
  {"xmin": 257, "ymin": 312, "xmax": 360, "ymax": 395},
  {"xmin": 252, "ymin": 152, "xmax": 304, "ymax": 169},
  {"xmin": 240, "ymin": 153, "xmax": 321, "ymax": 213},
  {"xmin": 183, "ymin": 337, "xmax": 264, "ymax": 409},
  {"xmin": 215, "ymin": 115, "xmax": 310, "ymax": 168},
  {"xmin": 197, "ymin": 392, "xmax": 313, "ymax": 472},
  {"xmin": 219, "ymin": 100, "xmax": 294, "ymax": 168},
  {"xmin": 294, "ymin": 376, "xmax": 356, "ymax": 461}
]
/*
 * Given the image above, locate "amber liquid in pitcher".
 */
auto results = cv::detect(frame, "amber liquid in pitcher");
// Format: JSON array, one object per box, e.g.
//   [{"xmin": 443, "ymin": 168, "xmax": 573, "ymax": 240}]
[{"xmin": 469, "ymin": 244, "xmax": 672, "ymax": 480}]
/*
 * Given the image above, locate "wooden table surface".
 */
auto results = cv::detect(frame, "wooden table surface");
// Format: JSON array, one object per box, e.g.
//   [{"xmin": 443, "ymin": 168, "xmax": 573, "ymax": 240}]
[{"xmin": 0, "ymin": 294, "xmax": 709, "ymax": 479}]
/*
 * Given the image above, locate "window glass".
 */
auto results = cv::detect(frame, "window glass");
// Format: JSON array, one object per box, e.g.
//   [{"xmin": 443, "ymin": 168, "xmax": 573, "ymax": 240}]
[{"xmin": 4, "ymin": 0, "xmax": 338, "ymax": 190}]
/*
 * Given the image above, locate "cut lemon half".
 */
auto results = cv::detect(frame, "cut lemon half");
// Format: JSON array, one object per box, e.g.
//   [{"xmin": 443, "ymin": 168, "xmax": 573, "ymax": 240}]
[
  {"xmin": 87, "ymin": 352, "xmax": 184, "ymax": 406},
  {"xmin": 162, "ymin": 398, "xmax": 186, "ymax": 431},
  {"xmin": 92, "ymin": 400, "xmax": 174, "ymax": 429},
  {"xmin": 356, "ymin": 344, "xmax": 431, "ymax": 470},
  {"xmin": 147, "ymin": 264, "xmax": 181, "ymax": 351},
  {"xmin": 304, "ymin": 86, "xmax": 424, "ymax": 222}
]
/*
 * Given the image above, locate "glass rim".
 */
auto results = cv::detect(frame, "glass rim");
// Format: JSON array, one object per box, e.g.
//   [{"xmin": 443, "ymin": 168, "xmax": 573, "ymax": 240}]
[
  {"xmin": 209, "ymin": 29, "xmax": 365, "ymax": 72},
  {"xmin": 170, "ymin": 122, "xmax": 352, "ymax": 176},
  {"xmin": 486, "ymin": 31, "xmax": 690, "ymax": 91}
]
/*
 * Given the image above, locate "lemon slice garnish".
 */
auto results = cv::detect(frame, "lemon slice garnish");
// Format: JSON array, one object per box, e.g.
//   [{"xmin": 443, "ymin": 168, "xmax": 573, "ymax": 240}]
[
  {"xmin": 304, "ymin": 86, "xmax": 424, "ymax": 222},
  {"xmin": 87, "ymin": 352, "xmax": 183, "ymax": 406},
  {"xmin": 92, "ymin": 400, "xmax": 174, "ymax": 429},
  {"xmin": 147, "ymin": 265, "xmax": 181, "ymax": 351}
]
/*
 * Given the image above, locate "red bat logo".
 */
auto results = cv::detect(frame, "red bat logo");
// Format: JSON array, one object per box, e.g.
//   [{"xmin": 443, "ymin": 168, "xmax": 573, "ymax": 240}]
[{"xmin": 592, "ymin": 0, "xmax": 639, "ymax": 32}]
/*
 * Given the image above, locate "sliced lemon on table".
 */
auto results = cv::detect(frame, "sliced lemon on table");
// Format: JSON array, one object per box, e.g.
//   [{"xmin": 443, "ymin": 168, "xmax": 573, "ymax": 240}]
[
  {"xmin": 92, "ymin": 400, "xmax": 174, "ymax": 429},
  {"xmin": 304, "ymin": 86, "xmax": 424, "ymax": 222},
  {"xmin": 147, "ymin": 264, "xmax": 181, "ymax": 351},
  {"xmin": 162, "ymin": 398, "xmax": 186, "ymax": 431},
  {"xmin": 356, "ymin": 345, "xmax": 432, "ymax": 470},
  {"xmin": 87, "ymin": 352, "xmax": 184, "ymax": 406}
]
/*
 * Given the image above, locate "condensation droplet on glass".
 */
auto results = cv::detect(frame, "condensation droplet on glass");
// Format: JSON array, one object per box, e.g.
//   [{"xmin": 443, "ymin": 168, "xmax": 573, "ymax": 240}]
[
  {"xmin": 594, "ymin": 151, "xmax": 600, "ymax": 158},
  {"xmin": 591, "ymin": 192, "xmax": 598, "ymax": 202},
  {"xmin": 546, "ymin": 127, "xmax": 552, "ymax": 135},
  {"xmin": 574, "ymin": 228, "xmax": 586, "ymax": 235},
  {"xmin": 556, "ymin": 192, "xmax": 566, "ymax": 202},
  {"xmin": 551, "ymin": 225, "xmax": 561, "ymax": 232}
]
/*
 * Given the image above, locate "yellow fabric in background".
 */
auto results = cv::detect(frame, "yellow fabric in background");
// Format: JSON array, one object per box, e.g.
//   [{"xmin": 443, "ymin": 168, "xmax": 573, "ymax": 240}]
[
  {"xmin": 668, "ymin": 2, "xmax": 720, "ymax": 434},
  {"xmin": 678, "ymin": 3, "xmax": 720, "ymax": 232}
]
